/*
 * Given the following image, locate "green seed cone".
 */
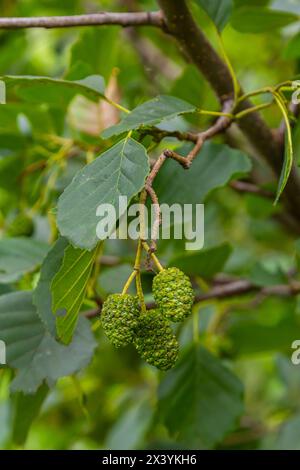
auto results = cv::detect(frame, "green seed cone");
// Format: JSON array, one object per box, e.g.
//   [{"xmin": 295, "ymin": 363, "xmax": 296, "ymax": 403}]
[
  {"xmin": 101, "ymin": 293, "xmax": 140, "ymax": 348},
  {"xmin": 134, "ymin": 309, "xmax": 179, "ymax": 371},
  {"xmin": 7, "ymin": 214, "xmax": 34, "ymax": 237},
  {"xmin": 153, "ymin": 267, "xmax": 194, "ymax": 322}
]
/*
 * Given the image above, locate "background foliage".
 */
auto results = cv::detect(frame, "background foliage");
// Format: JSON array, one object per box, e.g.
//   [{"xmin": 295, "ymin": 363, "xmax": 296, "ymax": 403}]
[{"xmin": 0, "ymin": 0, "xmax": 300, "ymax": 450}]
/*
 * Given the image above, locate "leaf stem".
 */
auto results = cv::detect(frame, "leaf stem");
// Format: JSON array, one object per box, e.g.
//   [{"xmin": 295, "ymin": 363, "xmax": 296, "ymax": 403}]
[
  {"xmin": 216, "ymin": 30, "xmax": 240, "ymax": 104},
  {"xmin": 105, "ymin": 97, "xmax": 130, "ymax": 114},
  {"xmin": 192, "ymin": 306, "xmax": 200, "ymax": 344},
  {"xmin": 197, "ymin": 109, "xmax": 233, "ymax": 118},
  {"xmin": 134, "ymin": 239, "xmax": 146, "ymax": 312},
  {"xmin": 142, "ymin": 241, "xmax": 164, "ymax": 272},
  {"xmin": 122, "ymin": 270, "xmax": 137, "ymax": 295},
  {"xmin": 234, "ymin": 102, "xmax": 274, "ymax": 120}
]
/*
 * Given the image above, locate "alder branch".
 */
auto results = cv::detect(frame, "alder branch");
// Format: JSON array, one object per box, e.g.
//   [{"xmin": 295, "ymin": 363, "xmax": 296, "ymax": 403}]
[
  {"xmin": 229, "ymin": 180, "xmax": 274, "ymax": 199},
  {"xmin": 0, "ymin": 11, "xmax": 164, "ymax": 29},
  {"xmin": 158, "ymin": 0, "xmax": 300, "ymax": 226},
  {"xmin": 85, "ymin": 278, "xmax": 300, "ymax": 318},
  {"xmin": 143, "ymin": 101, "xmax": 233, "ymax": 254},
  {"xmin": 164, "ymin": 99, "xmax": 233, "ymax": 169}
]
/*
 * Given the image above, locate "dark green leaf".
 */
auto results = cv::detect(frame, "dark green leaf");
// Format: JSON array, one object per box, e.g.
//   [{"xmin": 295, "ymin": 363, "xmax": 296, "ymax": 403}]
[
  {"xmin": 193, "ymin": 0, "xmax": 233, "ymax": 30},
  {"xmin": 231, "ymin": 7, "xmax": 299, "ymax": 33},
  {"xmin": 1, "ymin": 75, "xmax": 105, "ymax": 107},
  {"xmin": 102, "ymin": 96, "xmax": 196, "ymax": 139},
  {"xmin": 169, "ymin": 243, "xmax": 232, "ymax": 279},
  {"xmin": 248, "ymin": 260, "xmax": 288, "ymax": 287},
  {"xmin": 106, "ymin": 399, "xmax": 152, "ymax": 450},
  {"xmin": 51, "ymin": 244, "xmax": 97, "ymax": 344},
  {"xmin": 227, "ymin": 298, "xmax": 299, "ymax": 356},
  {"xmin": 33, "ymin": 237, "xmax": 69, "ymax": 336},
  {"xmin": 68, "ymin": 27, "xmax": 119, "ymax": 81},
  {"xmin": 98, "ymin": 264, "xmax": 135, "ymax": 295},
  {"xmin": 57, "ymin": 137, "xmax": 149, "ymax": 250},
  {"xmin": 0, "ymin": 238, "xmax": 48, "ymax": 283},
  {"xmin": 158, "ymin": 344, "xmax": 244, "ymax": 448},
  {"xmin": 155, "ymin": 142, "xmax": 251, "ymax": 205},
  {"xmin": 11, "ymin": 383, "xmax": 49, "ymax": 445},
  {"xmin": 274, "ymin": 95, "xmax": 294, "ymax": 203},
  {"xmin": 0, "ymin": 291, "xmax": 96, "ymax": 393}
]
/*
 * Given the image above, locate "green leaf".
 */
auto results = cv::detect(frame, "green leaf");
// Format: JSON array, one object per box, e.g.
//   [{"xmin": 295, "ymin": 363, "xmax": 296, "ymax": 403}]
[
  {"xmin": 106, "ymin": 399, "xmax": 153, "ymax": 450},
  {"xmin": 276, "ymin": 415, "xmax": 300, "ymax": 450},
  {"xmin": 68, "ymin": 27, "xmax": 119, "ymax": 81},
  {"xmin": 57, "ymin": 137, "xmax": 149, "ymax": 250},
  {"xmin": 102, "ymin": 96, "xmax": 196, "ymax": 139},
  {"xmin": 168, "ymin": 243, "xmax": 232, "ymax": 279},
  {"xmin": 284, "ymin": 32, "xmax": 300, "ymax": 59},
  {"xmin": 227, "ymin": 297, "xmax": 299, "ymax": 356},
  {"xmin": 273, "ymin": 93, "xmax": 294, "ymax": 203},
  {"xmin": 170, "ymin": 65, "xmax": 204, "ymax": 107},
  {"xmin": 11, "ymin": 383, "xmax": 49, "ymax": 445},
  {"xmin": 0, "ymin": 291, "xmax": 96, "ymax": 393},
  {"xmin": 0, "ymin": 238, "xmax": 48, "ymax": 283},
  {"xmin": 154, "ymin": 142, "xmax": 251, "ymax": 205},
  {"xmin": 98, "ymin": 264, "xmax": 135, "ymax": 295},
  {"xmin": 248, "ymin": 260, "xmax": 288, "ymax": 287},
  {"xmin": 1, "ymin": 75, "xmax": 105, "ymax": 107},
  {"xmin": 193, "ymin": 0, "xmax": 233, "ymax": 30},
  {"xmin": 157, "ymin": 344, "xmax": 244, "ymax": 448},
  {"xmin": 231, "ymin": 7, "xmax": 299, "ymax": 33},
  {"xmin": 51, "ymin": 244, "xmax": 97, "ymax": 345},
  {"xmin": 33, "ymin": 237, "xmax": 69, "ymax": 336}
]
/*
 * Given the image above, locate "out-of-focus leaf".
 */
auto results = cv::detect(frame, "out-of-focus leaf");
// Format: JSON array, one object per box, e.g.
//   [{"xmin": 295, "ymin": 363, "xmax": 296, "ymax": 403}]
[
  {"xmin": 1, "ymin": 75, "xmax": 105, "ymax": 107},
  {"xmin": 227, "ymin": 298, "xmax": 299, "ymax": 356},
  {"xmin": 68, "ymin": 27, "xmax": 119, "ymax": 81},
  {"xmin": 283, "ymin": 32, "xmax": 300, "ymax": 59},
  {"xmin": 98, "ymin": 264, "xmax": 135, "ymax": 295},
  {"xmin": 193, "ymin": 0, "xmax": 233, "ymax": 30},
  {"xmin": 33, "ymin": 237, "xmax": 69, "ymax": 336},
  {"xmin": 231, "ymin": 7, "xmax": 299, "ymax": 33},
  {"xmin": 155, "ymin": 142, "xmax": 251, "ymax": 205},
  {"xmin": 106, "ymin": 399, "xmax": 152, "ymax": 450},
  {"xmin": 234, "ymin": 0, "xmax": 270, "ymax": 6},
  {"xmin": 0, "ymin": 291, "xmax": 96, "ymax": 393},
  {"xmin": 0, "ymin": 238, "xmax": 48, "ymax": 283},
  {"xmin": 51, "ymin": 244, "xmax": 97, "ymax": 345},
  {"xmin": 102, "ymin": 96, "xmax": 196, "ymax": 139},
  {"xmin": 158, "ymin": 344, "xmax": 244, "ymax": 448},
  {"xmin": 275, "ymin": 415, "xmax": 300, "ymax": 450},
  {"xmin": 169, "ymin": 243, "xmax": 232, "ymax": 279},
  {"xmin": 170, "ymin": 65, "xmax": 204, "ymax": 107},
  {"xmin": 57, "ymin": 138, "xmax": 149, "ymax": 250},
  {"xmin": 11, "ymin": 383, "xmax": 49, "ymax": 445},
  {"xmin": 248, "ymin": 259, "xmax": 288, "ymax": 287}
]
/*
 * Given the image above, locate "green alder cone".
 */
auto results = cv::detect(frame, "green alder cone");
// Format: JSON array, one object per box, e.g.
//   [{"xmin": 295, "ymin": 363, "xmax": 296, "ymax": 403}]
[
  {"xmin": 152, "ymin": 267, "xmax": 194, "ymax": 322},
  {"xmin": 101, "ymin": 293, "xmax": 140, "ymax": 348},
  {"xmin": 7, "ymin": 214, "xmax": 34, "ymax": 237},
  {"xmin": 134, "ymin": 309, "xmax": 179, "ymax": 371}
]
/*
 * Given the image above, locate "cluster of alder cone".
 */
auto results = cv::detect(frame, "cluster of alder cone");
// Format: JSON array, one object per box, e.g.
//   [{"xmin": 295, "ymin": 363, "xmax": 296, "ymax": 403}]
[{"xmin": 101, "ymin": 267, "xmax": 194, "ymax": 370}]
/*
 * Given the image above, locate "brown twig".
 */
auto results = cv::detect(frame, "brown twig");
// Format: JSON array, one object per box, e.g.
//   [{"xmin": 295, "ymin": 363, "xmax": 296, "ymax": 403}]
[
  {"xmin": 84, "ymin": 278, "xmax": 300, "ymax": 318},
  {"xmin": 164, "ymin": 99, "xmax": 233, "ymax": 168},
  {"xmin": 143, "ymin": 100, "xmax": 233, "ymax": 254},
  {"xmin": 229, "ymin": 180, "xmax": 274, "ymax": 199},
  {"xmin": 0, "ymin": 11, "xmax": 164, "ymax": 29}
]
